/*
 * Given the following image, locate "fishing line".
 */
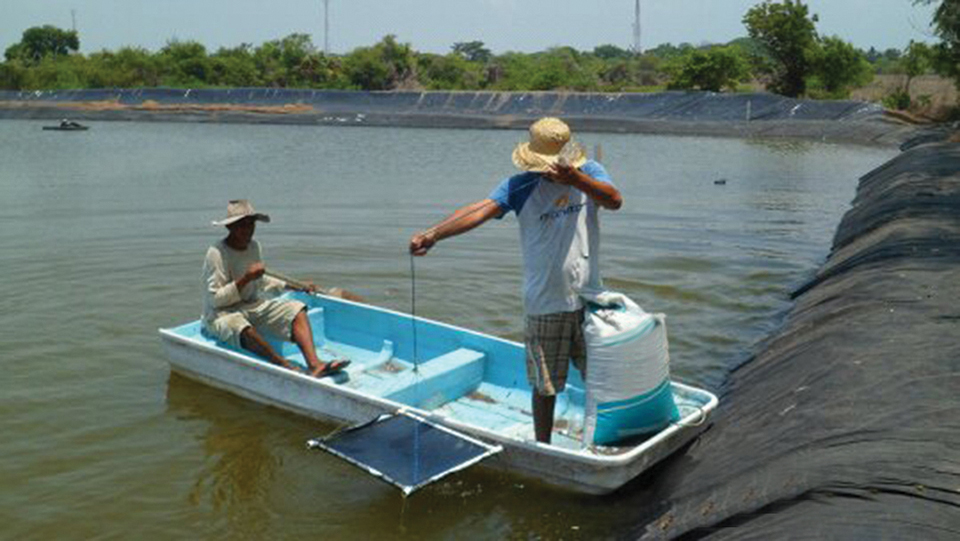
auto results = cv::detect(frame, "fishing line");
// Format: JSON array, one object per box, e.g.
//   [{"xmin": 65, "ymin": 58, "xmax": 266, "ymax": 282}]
[
  {"xmin": 409, "ymin": 252, "xmax": 420, "ymax": 374},
  {"xmin": 408, "ymin": 253, "xmax": 423, "ymax": 499}
]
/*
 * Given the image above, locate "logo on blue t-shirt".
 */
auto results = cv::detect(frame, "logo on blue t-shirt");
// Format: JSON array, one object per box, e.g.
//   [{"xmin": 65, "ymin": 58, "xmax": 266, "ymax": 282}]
[{"xmin": 539, "ymin": 196, "xmax": 585, "ymax": 222}]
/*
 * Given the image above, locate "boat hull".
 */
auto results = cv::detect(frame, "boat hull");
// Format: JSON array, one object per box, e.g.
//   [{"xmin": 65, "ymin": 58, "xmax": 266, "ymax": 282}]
[{"xmin": 159, "ymin": 292, "xmax": 717, "ymax": 494}]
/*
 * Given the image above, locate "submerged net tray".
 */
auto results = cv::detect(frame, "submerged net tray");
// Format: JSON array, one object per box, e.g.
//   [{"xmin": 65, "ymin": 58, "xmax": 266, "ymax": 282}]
[{"xmin": 307, "ymin": 411, "xmax": 501, "ymax": 495}]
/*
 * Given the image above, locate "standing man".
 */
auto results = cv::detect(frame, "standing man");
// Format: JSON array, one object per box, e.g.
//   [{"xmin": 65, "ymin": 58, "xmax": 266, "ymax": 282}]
[
  {"xmin": 203, "ymin": 200, "xmax": 350, "ymax": 378},
  {"xmin": 409, "ymin": 118, "xmax": 622, "ymax": 443}
]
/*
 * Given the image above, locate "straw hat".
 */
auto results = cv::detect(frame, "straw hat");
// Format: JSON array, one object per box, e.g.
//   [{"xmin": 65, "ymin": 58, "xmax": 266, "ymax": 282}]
[
  {"xmin": 512, "ymin": 117, "xmax": 587, "ymax": 172},
  {"xmin": 212, "ymin": 199, "xmax": 271, "ymax": 227}
]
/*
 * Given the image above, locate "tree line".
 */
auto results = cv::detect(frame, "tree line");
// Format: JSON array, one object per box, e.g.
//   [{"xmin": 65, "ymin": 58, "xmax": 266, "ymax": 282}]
[{"xmin": 1, "ymin": 0, "xmax": 956, "ymax": 108}]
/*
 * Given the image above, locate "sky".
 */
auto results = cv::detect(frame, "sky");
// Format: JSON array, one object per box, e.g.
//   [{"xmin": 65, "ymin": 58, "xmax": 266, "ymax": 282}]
[{"xmin": 1, "ymin": 0, "xmax": 940, "ymax": 56}]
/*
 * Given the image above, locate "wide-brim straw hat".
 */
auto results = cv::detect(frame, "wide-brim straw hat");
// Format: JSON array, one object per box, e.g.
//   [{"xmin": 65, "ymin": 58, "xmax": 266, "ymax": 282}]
[
  {"xmin": 512, "ymin": 117, "xmax": 587, "ymax": 172},
  {"xmin": 212, "ymin": 199, "xmax": 271, "ymax": 227}
]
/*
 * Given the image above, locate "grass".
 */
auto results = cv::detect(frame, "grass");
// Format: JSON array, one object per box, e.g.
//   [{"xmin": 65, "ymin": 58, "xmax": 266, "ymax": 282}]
[{"xmin": 851, "ymin": 74, "xmax": 958, "ymax": 121}]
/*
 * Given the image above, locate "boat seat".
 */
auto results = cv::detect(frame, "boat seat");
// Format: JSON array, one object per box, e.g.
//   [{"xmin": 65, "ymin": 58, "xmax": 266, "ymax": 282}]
[{"xmin": 381, "ymin": 348, "xmax": 486, "ymax": 410}]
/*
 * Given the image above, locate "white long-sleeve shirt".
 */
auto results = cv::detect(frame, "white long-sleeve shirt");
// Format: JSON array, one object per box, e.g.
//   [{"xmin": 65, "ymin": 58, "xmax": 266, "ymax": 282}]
[{"xmin": 201, "ymin": 239, "xmax": 286, "ymax": 323}]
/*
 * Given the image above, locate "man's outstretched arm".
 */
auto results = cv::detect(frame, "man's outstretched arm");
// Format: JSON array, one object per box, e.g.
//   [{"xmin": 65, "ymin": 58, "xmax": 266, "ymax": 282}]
[{"xmin": 409, "ymin": 199, "xmax": 503, "ymax": 256}]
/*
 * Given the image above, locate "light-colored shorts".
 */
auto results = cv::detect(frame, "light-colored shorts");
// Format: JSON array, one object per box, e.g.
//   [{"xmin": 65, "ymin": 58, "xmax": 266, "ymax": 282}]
[
  {"xmin": 204, "ymin": 299, "xmax": 306, "ymax": 349},
  {"xmin": 524, "ymin": 309, "xmax": 586, "ymax": 396}
]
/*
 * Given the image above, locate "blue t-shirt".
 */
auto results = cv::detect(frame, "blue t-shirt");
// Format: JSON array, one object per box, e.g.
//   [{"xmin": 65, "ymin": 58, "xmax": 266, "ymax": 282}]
[{"xmin": 488, "ymin": 161, "xmax": 614, "ymax": 315}]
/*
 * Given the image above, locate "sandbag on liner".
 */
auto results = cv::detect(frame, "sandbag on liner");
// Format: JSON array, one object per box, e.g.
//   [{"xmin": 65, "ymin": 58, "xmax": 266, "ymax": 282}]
[{"xmin": 582, "ymin": 291, "xmax": 680, "ymax": 446}]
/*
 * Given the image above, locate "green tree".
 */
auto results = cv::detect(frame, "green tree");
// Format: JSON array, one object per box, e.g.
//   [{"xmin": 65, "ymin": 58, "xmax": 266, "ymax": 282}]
[
  {"xmin": 268, "ymin": 34, "xmax": 334, "ymax": 87},
  {"xmin": 342, "ymin": 46, "xmax": 389, "ymax": 90},
  {"xmin": 743, "ymin": 0, "xmax": 819, "ymax": 97},
  {"xmin": 20, "ymin": 54, "xmax": 84, "ymax": 89},
  {"xmin": 159, "ymin": 40, "xmax": 210, "ymax": 86},
  {"xmin": 378, "ymin": 35, "xmax": 417, "ymax": 87},
  {"xmin": 882, "ymin": 40, "xmax": 934, "ymax": 109},
  {"xmin": 727, "ymin": 36, "xmax": 774, "ymax": 76},
  {"xmin": 902, "ymin": 40, "xmax": 933, "ymax": 94},
  {"xmin": 253, "ymin": 40, "xmax": 286, "ymax": 86},
  {"xmin": 451, "ymin": 41, "xmax": 492, "ymax": 63},
  {"xmin": 593, "ymin": 44, "xmax": 633, "ymax": 60},
  {"xmin": 418, "ymin": 52, "xmax": 482, "ymax": 89},
  {"xmin": 645, "ymin": 42, "xmax": 697, "ymax": 62},
  {"xmin": 914, "ymin": 0, "xmax": 960, "ymax": 88},
  {"xmin": 488, "ymin": 52, "xmax": 536, "ymax": 90},
  {"xmin": 807, "ymin": 36, "xmax": 873, "ymax": 98},
  {"xmin": 666, "ymin": 46, "xmax": 750, "ymax": 92},
  {"xmin": 598, "ymin": 59, "xmax": 637, "ymax": 89},
  {"xmin": 5, "ymin": 25, "xmax": 80, "ymax": 65},
  {"xmin": 84, "ymin": 47, "xmax": 162, "ymax": 87},
  {"xmin": 527, "ymin": 47, "xmax": 599, "ymax": 91},
  {"xmin": 210, "ymin": 44, "xmax": 261, "ymax": 87},
  {"xmin": 0, "ymin": 60, "xmax": 27, "ymax": 89},
  {"xmin": 342, "ymin": 35, "xmax": 416, "ymax": 90}
]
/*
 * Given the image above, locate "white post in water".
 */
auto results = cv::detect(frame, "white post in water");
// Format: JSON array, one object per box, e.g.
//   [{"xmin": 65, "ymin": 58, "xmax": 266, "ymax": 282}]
[{"xmin": 746, "ymin": 100, "xmax": 752, "ymax": 121}]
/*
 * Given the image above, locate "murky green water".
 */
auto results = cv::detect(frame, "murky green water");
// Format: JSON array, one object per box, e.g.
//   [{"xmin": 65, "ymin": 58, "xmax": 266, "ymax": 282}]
[{"xmin": 0, "ymin": 119, "xmax": 895, "ymax": 539}]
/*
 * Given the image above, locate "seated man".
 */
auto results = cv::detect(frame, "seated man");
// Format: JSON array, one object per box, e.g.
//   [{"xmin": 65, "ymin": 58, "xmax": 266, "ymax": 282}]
[{"xmin": 202, "ymin": 199, "xmax": 349, "ymax": 378}]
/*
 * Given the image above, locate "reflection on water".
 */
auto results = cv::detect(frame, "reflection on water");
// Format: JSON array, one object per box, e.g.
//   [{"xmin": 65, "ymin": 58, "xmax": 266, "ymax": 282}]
[
  {"xmin": 166, "ymin": 375, "xmax": 279, "ymax": 517},
  {"xmin": 0, "ymin": 119, "xmax": 896, "ymax": 538}
]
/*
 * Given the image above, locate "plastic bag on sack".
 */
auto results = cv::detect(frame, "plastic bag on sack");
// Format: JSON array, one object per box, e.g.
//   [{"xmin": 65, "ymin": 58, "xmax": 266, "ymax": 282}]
[{"xmin": 582, "ymin": 291, "xmax": 680, "ymax": 446}]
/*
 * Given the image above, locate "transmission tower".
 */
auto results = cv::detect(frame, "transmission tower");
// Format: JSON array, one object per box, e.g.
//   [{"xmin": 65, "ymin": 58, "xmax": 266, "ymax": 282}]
[
  {"xmin": 322, "ymin": 0, "xmax": 330, "ymax": 54},
  {"xmin": 632, "ymin": 0, "xmax": 642, "ymax": 55}
]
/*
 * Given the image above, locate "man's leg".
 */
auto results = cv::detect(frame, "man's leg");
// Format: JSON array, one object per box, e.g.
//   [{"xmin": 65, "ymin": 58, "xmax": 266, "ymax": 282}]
[
  {"xmin": 290, "ymin": 310, "xmax": 321, "ymax": 369},
  {"xmin": 533, "ymin": 393, "xmax": 557, "ymax": 444},
  {"xmin": 289, "ymin": 309, "xmax": 350, "ymax": 377},
  {"xmin": 240, "ymin": 325, "xmax": 300, "ymax": 371},
  {"xmin": 525, "ymin": 311, "xmax": 579, "ymax": 445}
]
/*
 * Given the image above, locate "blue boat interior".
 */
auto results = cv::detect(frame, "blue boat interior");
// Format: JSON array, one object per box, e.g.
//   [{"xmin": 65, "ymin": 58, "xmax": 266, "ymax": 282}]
[{"xmin": 168, "ymin": 292, "xmax": 710, "ymax": 450}]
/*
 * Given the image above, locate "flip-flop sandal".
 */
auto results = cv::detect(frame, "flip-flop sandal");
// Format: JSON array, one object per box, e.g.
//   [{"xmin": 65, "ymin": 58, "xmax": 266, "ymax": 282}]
[{"xmin": 314, "ymin": 359, "xmax": 351, "ymax": 378}]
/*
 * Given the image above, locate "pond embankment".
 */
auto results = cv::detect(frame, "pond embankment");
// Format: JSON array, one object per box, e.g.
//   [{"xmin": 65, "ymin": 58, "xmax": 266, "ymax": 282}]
[
  {"xmin": 0, "ymin": 88, "xmax": 925, "ymax": 146},
  {"xmin": 636, "ymin": 138, "xmax": 960, "ymax": 539},
  {"xmin": 4, "ymin": 88, "xmax": 957, "ymax": 537}
]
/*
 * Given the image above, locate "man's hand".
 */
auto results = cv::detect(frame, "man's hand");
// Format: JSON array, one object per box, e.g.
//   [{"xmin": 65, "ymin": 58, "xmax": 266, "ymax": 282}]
[
  {"xmin": 546, "ymin": 161, "xmax": 623, "ymax": 210},
  {"xmin": 236, "ymin": 261, "xmax": 265, "ymax": 291},
  {"xmin": 285, "ymin": 279, "xmax": 318, "ymax": 294},
  {"xmin": 545, "ymin": 161, "xmax": 580, "ymax": 186},
  {"xmin": 244, "ymin": 261, "xmax": 266, "ymax": 282},
  {"xmin": 409, "ymin": 230, "xmax": 437, "ymax": 256}
]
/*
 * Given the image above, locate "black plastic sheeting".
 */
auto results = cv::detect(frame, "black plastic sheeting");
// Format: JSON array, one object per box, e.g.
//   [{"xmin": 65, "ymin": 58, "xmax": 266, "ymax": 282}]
[
  {"xmin": 0, "ymin": 89, "xmax": 917, "ymax": 145},
  {"xmin": 626, "ymin": 140, "xmax": 960, "ymax": 539},
  {"xmin": 0, "ymin": 88, "xmax": 883, "ymax": 121}
]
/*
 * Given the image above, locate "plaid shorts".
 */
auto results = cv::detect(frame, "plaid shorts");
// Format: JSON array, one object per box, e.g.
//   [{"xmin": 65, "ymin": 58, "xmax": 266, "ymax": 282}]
[{"xmin": 524, "ymin": 309, "xmax": 586, "ymax": 396}]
